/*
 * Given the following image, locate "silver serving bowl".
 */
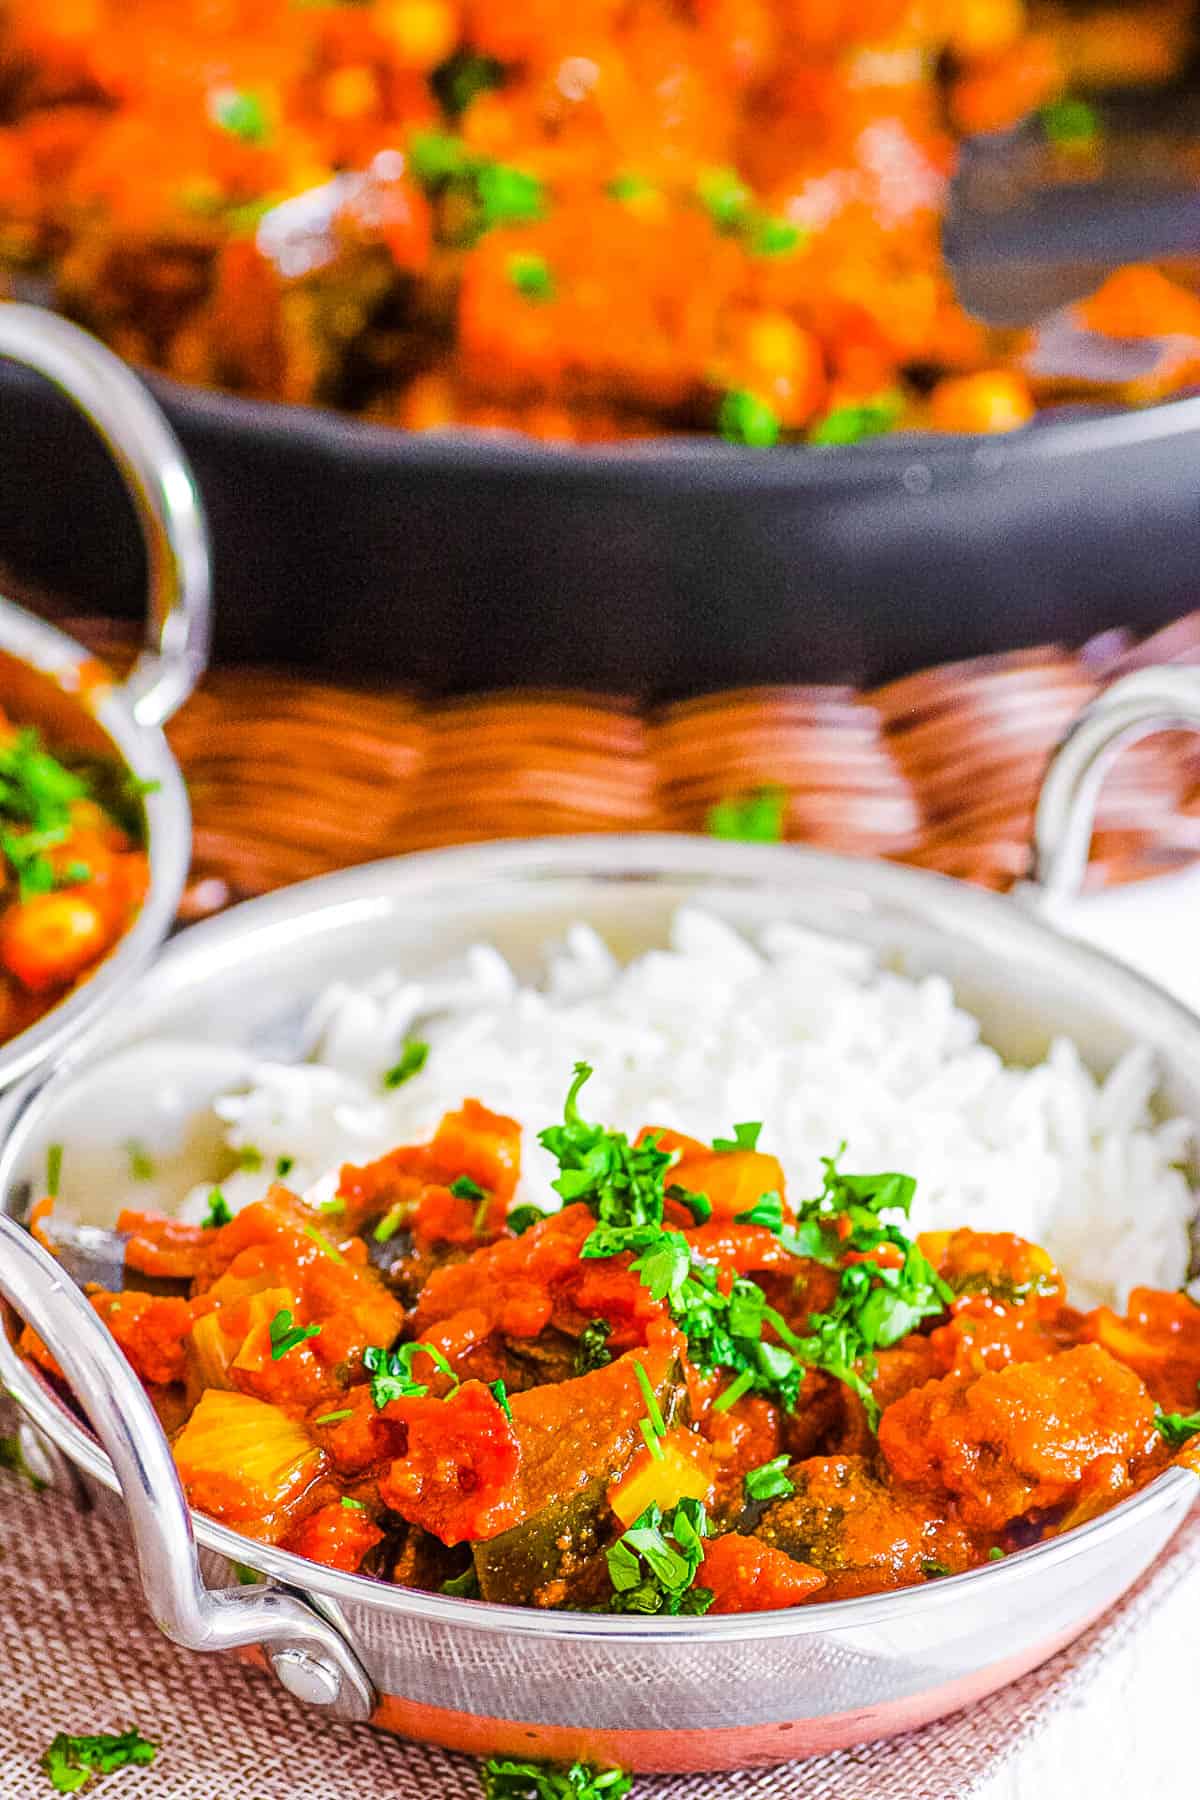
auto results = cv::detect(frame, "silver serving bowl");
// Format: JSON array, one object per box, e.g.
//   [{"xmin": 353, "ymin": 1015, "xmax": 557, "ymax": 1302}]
[
  {"xmin": 0, "ymin": 305, "xmax": 209, "ymax": 1090},
  {"xmin": 0, "ymin": 668, "xmax": 1199, "ymax": 1773}
]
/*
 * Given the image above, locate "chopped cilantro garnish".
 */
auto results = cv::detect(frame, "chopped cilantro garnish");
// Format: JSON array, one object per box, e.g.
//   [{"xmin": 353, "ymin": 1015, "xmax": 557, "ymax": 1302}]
[
  {"xmin": 45, "ymin": 1143, "xmax": 63, "ymax": 1199},
  {"xmin": 607, "ymin": 172, "xmax": 656, "ymax": 204},
  {"xmin": 810, "ymin": 391, "xmax": 903, "ymax": 446},
  {"xmin": 408, "ymin": 130, "xmax": 473, "ymax": 185},
  {"xmin": 604, "ymin": 1498, "xmax": 713, "ymax": 1616},
  {"xmin": 443, "ymin": 1563, "xmax": 481, "ymax": 1598},
  {"xmin": 1040, "ymin": 96, "xmax": 1101, "ymax": 149},
  {"xmin": 540, "ymin": 1063, "xmax": 671, "ymax": 1256},
  {"xmin": 988, "ymin": 1546, "xmax": 1006, "ymax": 1561},
  {"xmin": 750, "ymin": 215, "xmax": 803, "ymax": 256},
  {"xmin": 476, "ymin": 161, "xmax": 545, "ymax": 229},
  {"xmin": 434, "ymin": 49, "xmax": 505, "ymax": 116},
  {"xmin": 363, "ymin": 1340, "xmax": 457, "ymax": 1408},
  {"xmin": 922, "ymin": 1559, "xmax": 952, "ymax": 1579},
  {"xmin": 340, "ymin": 1496, "xmax": 366, "ymax": 1511},
  {"xmin": 275, "ymin": 1154, "xmax": 295, "ymax": 1179},
  {"xmin": 202, "ymin": 1188, "xmax": 232, "ymax": 1229},
  {"xmin": 450, "ymin": 1175, "xmax": 486, "ymax": 1201},
  {"xmin": 744, "ymin": 1455, "xmax": 794, "ymax": 1502},
  {"xmin": 507, "ymin": 1203, "xmax": 550, "ymax": 1235},
  {"xmin": 0, "ymin": 1433, "xmax": 46, "ymax": 1492},
  {"xmin": 301, "ymin": 1222, "xmax": 346, "ymax": 1264},
  {"xmin": 696, "ymin": 165, "xmax": 751, "ymax": 233},
  {"xmin": 707, "ymin": 784, "xmax": 788, "ymax": 842},
  {"xmin": 373, "ymin": 1202, "xmax": 410, "ymax": 1243},
  {"xmin": 713, "ymin": 1121, "xmax": 762, "ymax": 1155},
  {"xmin": 1154, "ymin": 1405, "xmax": 1200, "ymax": 1447},
  {"xmin": 210, "ymin": 86, "xmax": 270, "ymax": 144},
  {"xmin": 124, "ymin": 1141, "xmax": 155, "ymax": 1182},
  {"xmin": 632, "ymin": 1358, "xmax": 667, "ymax": 1461},
  {"xmin": 314, "ymin": 1409, "xmax": 352, "ymax": 1426},
  {"xmin": 508, "ymin": 252, "xmax": 555, "ymax": 301},
  {"xmin": 718, "ymin": 388, "xmax": 780, "ymax": 448},
  {"xmin": 490, "ymin": 1379, "xmax": 513, "ymax": 1421},
  {"xmin": 268, "ymin": 1308, "xmax": 321, "ymax": 1361},
  {"xmin": 235, "ymin": 1146, "xmax": 263, "ymax": 1173},
  {"xmin": 482, "ymin": 1756, "xmax": 632, "ymax": 1800},
  {"xmin": 383, "ymin": 1039, "xmax": 429, "ymax": 1089},
  {"xmin": 667, "ymin": 1183, "xmax": 712, "ymax": 1225},
  {"xmin": 735, "ymin": 1191, "xmax": 783, "ymax": 1231},
  {"xmin": 42, "ymin": 1728, "xmax": 157, "ymax": 1793},
  {"xmin": 574, "ymin": 1318, "xmax": 614, "ymax": 1375}
]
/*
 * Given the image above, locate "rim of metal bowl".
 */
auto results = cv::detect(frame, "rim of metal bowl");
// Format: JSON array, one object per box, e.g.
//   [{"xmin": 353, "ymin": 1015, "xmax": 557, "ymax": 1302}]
[
  {"xmin": 2, "ymin": 834, "xmax": 1198, "ymax": 1640},
  {"xmin": 0, "ymin": 605, "xmax": 190, "ymax": 1091}
]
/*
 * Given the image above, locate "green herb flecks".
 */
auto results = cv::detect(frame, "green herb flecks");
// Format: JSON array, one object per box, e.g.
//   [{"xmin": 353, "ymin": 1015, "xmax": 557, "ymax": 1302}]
[
  {"xmin": 707, "ymin": 784, "xmax": 788, "ymax": 842},
  {"xmin": 0, "ymin": 1433, "xmax": 47, "ymax": 1493},
  {"xmin": 604, "ymin": 1497, "xmax": 712, "ymax": 1617},
  {"xmin": 574, "ymin": 1318, "xmax": 614, "ymax": 1375},
  {"xmin": 539, "ymin": 1063, "xmax": 672, "ymax": 1257},
  {"xmin": 433, "ymin": 50, "xmax": 505, "ymax": 117},
  {"xmin": 363, "ymin": 1340, "xmax": 458, "ymax": 1409},
  {"xmin": 749, "ymin": 214, "xmax": 804, "ymax": 257},
  {"xmin": 1040, "ymin": 96, "xmax": 1101, "ymax": 150},
  {"xmin": 41, "ymin": 1728, "xmax": 157, "ymax": 1794},
  {"xmin": 210, "ymin": 86, "xmax": 271, "ymax": 144},
  {"xmin": 810, "ymin": 391, "xmax": 903, "ymax": 447},
  {"xmin": 632, "ymin": 1358, "xmax": 667, "ymax": 1461},
  {"xmin": 202, "ymin": 1189, "xmax": 232, "ymax": 1230},
  {"xmin": 275, "ymin": 1154, "xmax": 295, "ymax": 1179},
  {"xmin": 301, "ymin": 1222, "xmax": 347, "ymax": 1265},
  {"xmin": 340, "ymin": 1496, "xmax": 366, "ymax": 1511},
  {"xmin": 451, "ymin": 1175, "xmax": 487, "ymax": 1201},
  {"xmin": 607, "ymin": 172, "xmax": 657, "ymax": 205},
  {"xmin": 314, "ymin": 1409, "xmax": 353, "ymax": 1426},
  {"xmin": 124, "ymin": 1141, "xmax": 155, "ymax": 1182},
  {"xmin": 744, "ymin": 1455, "xmax": 794, "ymax": 1503},
  {"xmin": 268, "ymin": 1308, "xmax": 321, "ymax": 1361},
  {"xmin": 713, "ymin": 1121, "xmax": 762, "ymax": 1155},
  {"xmin": 481, "ymin": 1756, "xmax": 632, "ymax": 1800},
  {"xmin": 235, "ymin": 1146, "xmax": 264, "ymax": 1173},
  {"xmin": 696, "ymin": 165, "xmax": 751, "ymax": 233},
  {"xmin": 490, "ymin": 1378, "xmax": 514, "ymax": 1422},
  {"xmin": 718, "ymin": 389, "xmax": 780, "ymax": 448},
  {"xmin": 1155, "ymin": 1404, "xmax": 1200, "ymax": 1448},
  {"xmin": 45, "ymin": 1143, "xmax": 63, "ymax": 1200},
  {"xmin": 408, "ymin": 132, "xmax": 546, "ymax": 242},
  {"xmin": 922, "ymin": 1559, "xmax": 952, "ymax": 1580},
  {"xmin": 507, "ymin": 1203, "xmax": 551, "ymax": 1236},
  {"xmin": 508, "ymin": 252, "xmax": 555, "ymax": 301},
  {"xmin": 0, "ymin": 729, "xmax": 94, "ymax": 900},
  {"xmin": 383, "ymin": 1039, "xmax": 429, "ymax": 1089}
]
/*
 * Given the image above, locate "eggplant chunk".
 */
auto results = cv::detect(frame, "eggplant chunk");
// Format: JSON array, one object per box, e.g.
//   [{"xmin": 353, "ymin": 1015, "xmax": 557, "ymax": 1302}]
[
  {"xmin": 473, "ymin": 1345, "xmax": 684, "ymax": 1607},
  {"xmin": 755, "ymin": 1456, "xmax": 973, "ymax": 1599}
]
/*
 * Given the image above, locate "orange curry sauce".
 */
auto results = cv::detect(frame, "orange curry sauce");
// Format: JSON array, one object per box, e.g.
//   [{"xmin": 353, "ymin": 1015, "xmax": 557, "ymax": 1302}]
[
  {"xmin": 24, "ymin": 1096, "xmax": 1200, "ymax": 1614},
  {"xmin": 0, "ymin": 713, "xmax": 149, "ymax": 1044},
  {"xmin": 1, "ymin": 1, "xmax": 1198, "ymax": 444}
]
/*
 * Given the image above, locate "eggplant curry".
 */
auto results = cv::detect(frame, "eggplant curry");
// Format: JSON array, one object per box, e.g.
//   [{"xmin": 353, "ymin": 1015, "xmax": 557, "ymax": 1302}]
[
  {"xmin": 2, "ymin": 1, "xmax": 1199, "ymax": 445},
  {"xmin": 24, "ymin": 1064, "xmax": 1200, "ymax": 1614}
]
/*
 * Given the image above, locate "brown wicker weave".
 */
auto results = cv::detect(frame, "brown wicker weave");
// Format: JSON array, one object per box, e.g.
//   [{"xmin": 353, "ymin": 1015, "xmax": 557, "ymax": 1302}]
[{"xmin": 31, "ymin": 605, "xmax": 1200, "ymax": 919}]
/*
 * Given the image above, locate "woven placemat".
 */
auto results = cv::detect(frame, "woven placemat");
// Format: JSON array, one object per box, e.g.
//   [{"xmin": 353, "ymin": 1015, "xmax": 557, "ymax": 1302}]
[
  {"xmin": 0, "ymin": 1433, "xmax": 1195, "ymax": 1800},
  {"xmin": 40, "ymin": 606, "xmax": 1200, "ymax": 919}
]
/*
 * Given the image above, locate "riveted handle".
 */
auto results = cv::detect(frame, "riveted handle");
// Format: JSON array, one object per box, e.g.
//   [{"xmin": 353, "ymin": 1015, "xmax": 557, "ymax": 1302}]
[
  {"xmin": 0, "ymin": 1214, "xmax": 375, "ymax": 1721},
  {"xmin": 0, "ymin": 304, "xmax": 211, "ymax": 727},
  {"xmin": 1031, "ymin": 667, "xmax": 1200, "ymax": 905}
]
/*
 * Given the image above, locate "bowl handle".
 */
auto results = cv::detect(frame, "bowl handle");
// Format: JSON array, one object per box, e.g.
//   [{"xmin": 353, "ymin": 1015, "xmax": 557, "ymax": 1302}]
[
  {"xmin": 1031, "ymin": 667, "xmax": 1200, "ymax": 904},
  {"xmin": 0, "ymin": 304, "xmax": 211, "ymax": 728},
  {"xmin": 0, "ymin": 1212, "xmax": 376, "ymax": 1722}
]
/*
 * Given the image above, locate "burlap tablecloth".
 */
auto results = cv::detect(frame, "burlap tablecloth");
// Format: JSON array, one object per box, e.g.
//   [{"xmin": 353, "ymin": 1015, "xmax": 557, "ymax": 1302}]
[{"xmin": 0, "ymin": 1447, "xmax": 1195, "ymax": 1800}]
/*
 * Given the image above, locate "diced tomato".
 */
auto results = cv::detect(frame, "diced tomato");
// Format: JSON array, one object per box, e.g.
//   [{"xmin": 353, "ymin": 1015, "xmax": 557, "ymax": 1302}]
[
  {"xmin": 281, "ymin": 1500, "xmax": 384, "ymax": 1573},
  {"xmin": 379, "ymin": 1380, "xmax": 521, "ymax": 1544},
  {"xmin": 702, "ymin": 1533, "xmax": 826, "ymax": 1612}
]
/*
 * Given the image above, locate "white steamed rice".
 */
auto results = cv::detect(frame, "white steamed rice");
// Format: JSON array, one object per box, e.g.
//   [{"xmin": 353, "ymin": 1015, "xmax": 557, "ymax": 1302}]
[{"xmin": 179, "ymin": 908, "xmax": 1196, "ymax": 1310}]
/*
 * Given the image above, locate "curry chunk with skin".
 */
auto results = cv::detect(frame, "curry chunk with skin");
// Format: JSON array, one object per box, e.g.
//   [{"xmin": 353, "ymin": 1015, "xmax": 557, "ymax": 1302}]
[{"xmin": 25, "ymin": 1078, "xmax": 1200, "ymax": 1617}]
